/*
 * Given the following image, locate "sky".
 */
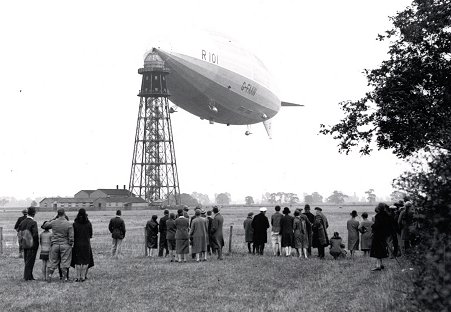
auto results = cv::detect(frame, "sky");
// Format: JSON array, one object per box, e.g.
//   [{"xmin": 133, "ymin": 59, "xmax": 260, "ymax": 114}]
[{"xmin": 0, "ymin": 0, "xmax": 413, "ymax": 203}]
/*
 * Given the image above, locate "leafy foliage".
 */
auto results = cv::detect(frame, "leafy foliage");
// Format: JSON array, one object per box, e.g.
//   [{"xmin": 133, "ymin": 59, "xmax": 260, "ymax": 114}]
[
  {"xmin": 394, "ymin": 149, "xmax": 451, "ymax": 311},
  {"xmin": 320, "ymin": 0, "xmax": 451, "ymax": 158},
  {"xmin": 215, "ymin": 193, "xmax": 231, "ymax": 205},
  {"xmin": 326, "ymin": 191, "xmax": 348, "ymax": 204},
  {"xmin": 365, "ymin": 189, "xmax": 376, "ymax": 204},
  {"xmin": 245, "ymin": 196, "xmax": 254, "ymax": 205}
]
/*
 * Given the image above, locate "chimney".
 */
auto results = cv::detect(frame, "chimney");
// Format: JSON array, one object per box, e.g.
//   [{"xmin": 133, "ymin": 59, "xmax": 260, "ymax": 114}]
[
  {"xmin": 116, "ymin": 185, "xmax": 118, "ymax": 189},
  {"xmin": 123, "ymin": 185, "xmax": 126, "ymax": 190}
]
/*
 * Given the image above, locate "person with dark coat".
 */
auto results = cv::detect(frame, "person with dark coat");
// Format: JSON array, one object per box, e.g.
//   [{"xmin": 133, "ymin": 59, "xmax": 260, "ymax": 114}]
[
  {"xmin": 370, "ymin": 203, "xmax": 392, "ymax": 271},
  {"xmin": 146, "ymin": 215, "xmax": 159, "ymax": 257},
  {"xmin": 252, "ymin": 207, "xmax": 270, "ymax": 255},
  {"xmin": 398, "ymin": 201, "xmax": 414, "ymax": 252},
  {"xmin": 158, "ymin": 210, "xmax": 170, "ymax": 257},
  {"xmin": 206, "ymin": 210, "xmax": 214, "ymax": 255},
  {"xmin": 18, "ymin": 207, "xmax": 39, "ymax": 281},
  {"xmin": 175, "ymin": 209, "xmax": 190, "ymax": 262},
  {"xmin": 329, "ymin": 232, "xmax": 347, "ymax": 260},
  {"xmin": 312, "ymin": 207, "xmax": 329, "ymax": 259},
  {"xmin": 347, "ymin": 210, "xmax": 360, "ymax": 258},
  {"xmin": 166, "ymin": 213, "xmax": 177, "ymax": 262},
  {"xmin": 280, "ymin": 207, "xmax": 294, "ymax": 257},
  {"xmin": 71, "ymin": 209, "xmax": 94, "ymax": 282},
  {"xmin": 243, "ymin": 212, "xmax": 254, "ymax": 253},
  {"xmin": 211, "ymin": 206, "xmax": 225, "ymax": 260},
  {"xmin": 108, "ymin": 210, "xmax": 126, "ymax": 258},
  {"xmin": 14, "ymin": 209, "xmax": 28, "ymax": 258},
  {"xmin": 387, "ymin": 206, "xmax": 401, "ymax": 258},
  {"xmin": 302, "ymin": 205, "xmax": 315, "ymax": 256}
]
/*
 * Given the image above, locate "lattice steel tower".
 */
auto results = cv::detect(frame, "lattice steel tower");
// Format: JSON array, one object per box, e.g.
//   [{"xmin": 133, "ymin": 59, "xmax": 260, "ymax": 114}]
[{"xmin": 129, "ymin": 51, "xmax": 180, "ymax": 205}]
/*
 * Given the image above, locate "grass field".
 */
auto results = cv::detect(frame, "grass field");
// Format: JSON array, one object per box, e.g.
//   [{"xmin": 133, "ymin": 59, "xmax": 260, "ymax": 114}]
[{"xmin": 0, "ymin": 205, "xmax": 416, "ymax": 312}]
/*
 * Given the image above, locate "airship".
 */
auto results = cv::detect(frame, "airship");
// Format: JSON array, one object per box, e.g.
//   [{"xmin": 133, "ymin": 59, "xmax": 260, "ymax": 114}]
[{"xmin": 149, "ymin": 31, "xmax": 300, "ymax": 137}]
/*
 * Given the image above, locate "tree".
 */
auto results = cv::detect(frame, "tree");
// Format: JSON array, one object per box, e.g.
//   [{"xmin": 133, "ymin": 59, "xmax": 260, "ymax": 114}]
[
  {"xmin": 390, "ymin": 190, "xmax": 407, "ymax": 202},
  {"xmin": 191, "ymin": 192, "xmax": 211, "ymax": 205},
  {"xmin": 312, "ymin": 192, "xmax": 323, "ymax": 203},
  {"xmin": 304, "ymin": 195, "xmax": 313, "ymax": 204},
  {"xmin": 245, "ymin": 196, "xmax": 254, "ymax": 205},
  {"xmin": 0, "ymin": 198, "xmax": 8, "ymax": 207},
  {"xmin": 168, "ymin": 193, "xmax": 198, "ymax": 206},
  {"xmin": 320, "ymin": 0, "xmax": 451, "ymax": 158},
  {"xmin": 215, "ymin": 193, "xmax": 231, "ymax": 205},
  {"xmin": 365, "ymin": 189, "xmax": 376, "ymax": 204},
  {"xmin": 326, "ymin": 191, "xmax": 348, "ymax": 204}
]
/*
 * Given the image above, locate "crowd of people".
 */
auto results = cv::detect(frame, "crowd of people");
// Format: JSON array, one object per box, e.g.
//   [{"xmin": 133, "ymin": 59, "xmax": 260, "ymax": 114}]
[{"xmin": 14, "ymin": 200, "xmax": 416, "ymax": 281}]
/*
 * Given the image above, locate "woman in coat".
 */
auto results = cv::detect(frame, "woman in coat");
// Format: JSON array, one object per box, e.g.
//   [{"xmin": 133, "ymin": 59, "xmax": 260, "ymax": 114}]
[
  {"xmin": 72, "ymin": 208, "xmax": 94, "ymax": 282},
  {"xmin": 190, "ymin": 210, "xmax": 208, "ymax": 262},
  {"xmin": 243, "ymin": 212, "xmax": 254, "ymax": 254},
  {"xmin": 358, "ymin": 212, "xmax": 373, "ymax": 256},
  {"xmin": 279, "ymin": 207, "xmax": 294, "ymax": 257},
  {"xmin": 312, "ymin": 207, "xmax": 329, "ymax": 259},
  {"xmin": 146, "ymin": 215, "xmax": 159, "ymax": 257},
  {"xmin": 293, "ymin": 211, "xmax": 308, "ymax": 258},
  {"xmin": 370, "ymin": 203, "xmax": 391, "ymax": 271},
  {"xmin": 347, "ymin": 210, "xmax": 360, "ymax": 258},
  {"xmin": 329, "ymin": 232, "xmax": 346, "ymax": 260},
  {"xmin": 175, "ymin": 209, "xmax": 190, "ymax": 262},
  {"xmin": 166, "ymin": 213, "xmax": 177, "ymax": 262}
]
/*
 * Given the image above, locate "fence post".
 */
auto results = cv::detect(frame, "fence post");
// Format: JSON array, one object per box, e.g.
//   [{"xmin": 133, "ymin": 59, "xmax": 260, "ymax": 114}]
[
  {"xmin": 144, "ymin": 227, "xmax": 148, "ymax": 257},
  {"xmin": 0, "ymin": 227, "xmax": 3, "ymax": 254},
  {"xmin": 228, "ymin": 225, "xmax": 233, "ymax": 254}
]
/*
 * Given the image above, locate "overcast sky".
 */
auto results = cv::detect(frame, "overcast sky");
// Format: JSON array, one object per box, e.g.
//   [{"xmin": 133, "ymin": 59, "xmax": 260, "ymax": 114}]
[{"xmin": 0, "ymin": 0, "xmax": 413, "ymax": 202}]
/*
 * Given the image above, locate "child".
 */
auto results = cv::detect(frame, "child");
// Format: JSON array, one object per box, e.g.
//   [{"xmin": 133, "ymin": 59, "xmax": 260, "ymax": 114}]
[
  {"xmin": 39, "ymin": 222, "xmax": 52, "ymax": 281},
  {"xmin": 329, "ymin": 232, "xmax": 347, "ymax": 260}
]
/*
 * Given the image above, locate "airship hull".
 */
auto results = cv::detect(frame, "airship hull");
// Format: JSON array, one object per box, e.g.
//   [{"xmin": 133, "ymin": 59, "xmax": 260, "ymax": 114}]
[{"xmin": 154, "ymin": 48, "xmax": 280, "ymax": 125}]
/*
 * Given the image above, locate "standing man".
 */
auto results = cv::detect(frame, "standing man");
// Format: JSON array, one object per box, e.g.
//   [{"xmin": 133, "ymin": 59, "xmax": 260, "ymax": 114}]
[
  {"xmin": 14, "ymin": 209, "xmax": 28, "ymax": 258},
  {"xmin": 159, "ymin": 209, "xmax": 170, "ymax": 257},
  {"xmin": 109, "ymin": 210, "xmax": 126, "ymax": 258},
  {"xmin": 252, "ymin": 207, "xmax": 270, "ymax": 255},
  {"xmin": 243, "ymin": 212, "xmax": 254, "ymax": 254},
  {"xmin": 211, "ymin": 206, "xmax": 224, "ymax": 260},
  {"xmin": 43, "ymin": 208, "xmax": 74, "ymax": 282},
  {"xmin": 270, "ymin": 206, "xmax": 283, "ymax": 256},
  {"xmin": 18, "ymin": 207, "xmax": 39, "ymax": 280},
  {"xmin": 206, "ymin": 210, "xmax": 214, "ymax": 255},
  {"xmin": 302, "ymin": 205, "xmax": 315, "ymax": 256},
  {"xmin": 312, "ymin": 207, "xmax": 329, "ymax": 259}
]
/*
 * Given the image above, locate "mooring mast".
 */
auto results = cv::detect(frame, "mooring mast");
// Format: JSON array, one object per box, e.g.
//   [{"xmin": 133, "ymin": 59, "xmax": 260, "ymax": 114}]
[{"xmin": 129, "ymin": 51, "xmax": 180, "ymax": 205}]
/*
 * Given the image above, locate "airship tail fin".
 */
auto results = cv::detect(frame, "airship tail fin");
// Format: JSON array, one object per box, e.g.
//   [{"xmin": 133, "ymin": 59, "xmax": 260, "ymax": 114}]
[
  {"xmin": 281, "ymin": 101, "xmax": 304, "ymax": 107},
  {"xmin": 263, "ymin": 120, "xmax": 272, "ymax": 139}
]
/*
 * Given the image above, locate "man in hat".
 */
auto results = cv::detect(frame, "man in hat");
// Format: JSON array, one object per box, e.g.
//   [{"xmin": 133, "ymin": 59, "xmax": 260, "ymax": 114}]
[
  {"xmin": 347, "ymin": 210, "xmax": 360, "ymax": 258},
  {"xmin": 158, "ymin": 209, "xmax": 170, "ymax": 257},
  {"xmin": 270, "ymin": 206, "xmax": 283, "ymax": 256},
  {"xmin": 312, "ymin": 207, "xmax": 329, "ymax": 259},
  {"xmin": 183, "ymin": 206, "xmax": 190, "ymax": 219},
  {"xmin": 211, "ymin": 206, "xmax": 224, "ymax": 260},
  {"xmin": 17, "ymin": 207, "xmax": 39, "ymax": 280},
  {"xmin": 243, "ymin": 212, "xmax": 254, "ymax": 253},
  {"xmin": 302, "ymin": 205, "xmax": 314, "ymax": 256},
  {"xmin": 387, "ymin": 205, "xmax": 401, "ymax": 257},
  {"xmin": 43, "ymin": 208, "xmax": 74, "ymax": 281},
  {"xmin": 14, "ymin": 209, "xmax": 28, "ymax": 258},
  {"xmin": 206, "ymin": 210, "xmax": 214, "ymax": 255},
  {"xmin": 252, "ymin": 207, "xmax": 270, "ymax": 255}
]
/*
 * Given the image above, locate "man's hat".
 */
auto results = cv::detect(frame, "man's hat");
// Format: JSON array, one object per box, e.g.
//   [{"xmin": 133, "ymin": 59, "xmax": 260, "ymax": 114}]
[
  {"xmin": 22, "ymin": 209, "xmax": 27, "ymax": 214},
  {"xmin": 248, "ymin": 212, "xmax": 254, "ymax": 217},
  {"xmin": 282, "ymin": 207, "xmax": 291, "ymax": 214},
  {"xmin": 260, "ymin": 207, "xmax": 267, "ymax": 212},
  {"xmin": 314, "ymin": 207, "xmax": 322, "ymax": 211}
]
